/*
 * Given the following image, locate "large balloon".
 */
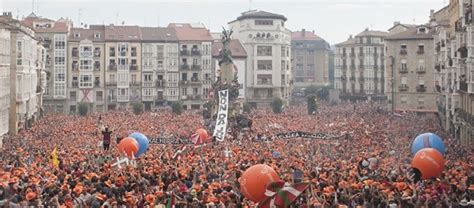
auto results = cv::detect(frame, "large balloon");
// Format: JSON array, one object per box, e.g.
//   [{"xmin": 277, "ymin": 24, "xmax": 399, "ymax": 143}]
[
  {"xmin": 239, "ymin": 164, "xmax": 280, "ymax": 202},
  {"xmin": 196, "ymin": 128, "xmax": 208, "ymax": 142},
  {"xmin": 129, "ymin": 132, "xmax": 149, "ymax": 157},
  {"xmin": 411, "ymin": 148, "xmax": 445, "ymax": 179},
  {"xmin": 118, "ymin": 137, "xmax": 139, "ymax": 157},
  {"xmin": 411, "ymin": 132, "xmax": 445, "ymax": 155}
]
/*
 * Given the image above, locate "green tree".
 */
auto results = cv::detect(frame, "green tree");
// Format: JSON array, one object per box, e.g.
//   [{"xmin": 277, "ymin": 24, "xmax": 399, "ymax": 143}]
[
  {"xmin": 171, "ymin": 101, "xmax": 183, "ymax": 115},
  {"xmin": 243, "ymin": 102, "xmax": 251, "ymax": 113},
  {"xmin": 271, "ymin": 98, "xmax": 283, "ymax": 114},
  {"xmin": 307, "ymin": 95, "xmax": 317, "ymax": 115},
  {"xmin": 132, "ymin": 102, "xmax": 144, "ymax": 115},
  {"xmin": 78, "ymin": 102, "xmax": 88, "ymax": 116}
]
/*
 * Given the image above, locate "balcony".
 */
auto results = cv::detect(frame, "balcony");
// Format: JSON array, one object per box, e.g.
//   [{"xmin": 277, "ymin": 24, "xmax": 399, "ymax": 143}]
[
  {"xmin": 142, "ymin": 95, "xmax": 154, "ymax": 101},
  {"xmin": 117, "ymin": 65, "xmax": 129, "ymax": 71},
  {"xmin": 350, "ymin": 65, "xmax": 356, "ymax": 70},
  {"xmin": 417, "ymin": 49, "xmax": 424, "ymax": 55},
  {"xmin": 106, "ymin": 82, "xmax": 117, "ymax": 86},
  {"xmin": 108, "ymin": 64, "xmax": 117, "ymax": 71},
  {"xmin": 358, "ymin": 77, "xmax": 365, "ymax": 82},
  {"xmin": 72, "ymin": 50, "xmax": 79, "ymax": 58},
  {"xmin": 349, "ymin": 53, "xmax": 356, "ymax": 58},
  {"xmin": 416, "ymin": 85, "xmax": 426, "ymax": 92},
  {"xmin": 349, "ymin": 77, "xmax": 356, "ymax": 82},
  {"xmin": 358, "ymin": 53, "xmax": 364, "ymax": 58},
  {"xmin": 180, "ymin": 50, "xmax": 190, "ymax": 56},
  {"xmin": 400, "ymin": 49, "xmax": 407, "ymax": 55},
  {"xmin": 342, "ymin": 53, "xmax": 347, "ymax": 58},
  {"xmin": 191, "ymin": 65, "xmax": 201, "ymax": 70},
  {"xmin": 459, "ymin": 81, "xmax": 468, "ymax": 92},
  {"xmin": 72, "ymin": 81, "xmax": 78, "ymax": 88},
  {"xmin": 416, "ymin": 68, "xmax": 426, "ymax": 74},
  {"xmin": 400, "ymin": 68, "xmax": 408, "ymax": 73},
  {"xmin": 80, "ymin": 51, "xmax": 92, "ymax": 57},
  {"xmin": 131, "ymin": 52, "xmax": 137, "ymax": 57},
  {"xmin": 191, "ymin": 49, "xmax": 201, "ymax": 56},
  {"xmin": 130, "ymin": 65, "xmax": 138, "ymax": 71},
  {"xmin": 94, "ymin": 80, "xmax": 101, "ymax": 87},
  {"xmin": 108, "ymin": 96, "xmax": 117, "ymax": 102},
  {"xmin": 340, "ymin": 76, "xmax": 347, "ymax": 81},
  {"xmin": 94, "ymin": 63, "xmax": 101, "ymax": 71},
  {"xmin": 72, "ymin": 64, "xmax": 79, "ymax": 71},
  {"xmin": 117, "ymin": 95, "xmax": 129, "ymax": 102},
  {"xmin": 435, "ymin": 64, "xmax": 441, "ymax": 72},
  {"xmin": 130, "ymin": 82, "xmax": 141, "ymax": 87},
  {"xmin": 130, "ymin": 95, "xmax": 141, "ymax": 102},
  {"xmin": 94, "ymin": 51, "xmax": 101, "ymax": 58},
  {"xmin": 143, "ymin": 81, "xmax": 154, "ymax": 88},
  {"xmin": 156, "ymin": 80, "xmax": 165, "ymax": 87},
  {"xmin": 399, "ymin": 85, "xmax": 409, "ymax": 91},
  {"xmin": 180, "ymin": 64, "xmax": 190, "ymax": 70},
  {"xmin": 119, "ymin": 51, "xmax": 127, "ymax": 57}
]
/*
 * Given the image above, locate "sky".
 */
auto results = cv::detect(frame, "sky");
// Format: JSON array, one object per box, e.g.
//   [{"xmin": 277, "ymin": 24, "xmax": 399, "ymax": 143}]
[{"xmin": 0, "ymin": 0, "xmax": 446, "ymax": 44}]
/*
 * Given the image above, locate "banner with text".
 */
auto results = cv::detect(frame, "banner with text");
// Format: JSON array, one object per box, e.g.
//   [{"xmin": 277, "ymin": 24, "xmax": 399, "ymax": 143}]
[
  {"xmin": 275, "ymin": 131, "xmax": 349, "ymax": 140},
  {"xmin": 213, "ymin": 89, "xmax": 229, "ymax": 142}
]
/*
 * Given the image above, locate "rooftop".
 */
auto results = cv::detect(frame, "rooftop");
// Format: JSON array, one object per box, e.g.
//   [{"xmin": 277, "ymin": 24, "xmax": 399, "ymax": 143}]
[
  {"xmin": 385, "ymin": 25, "xmax": 434, "ymax": 40},
  {"xmin": 355, "ymin": 28, "xmax": 388, "ymax": 37},
  {"xmin": 232, "ymin": 10, "xmax": 287, "ymax": 22},
  {"xmin": 21, "ymin": 12, "xmax": 70, "ymax": 33},
  {"xmin": 140, "ymin": 27, "xmax": 178, "ymax": 42},
  {"xmin": 104, "ymin": 25, "xmax": 141, "ymax": 41},
  {"xmin": 211, "ymin": 39, "xmax": 247, "ymax": 58},
  {"xmin": 168, "ymin": 23, "xmax": 212, "ymax": 41},
  {"xmin": 69, "ymin": 26, "xmax": 105, "ymax": 41},
  {"xmin": 292, "ymin": 30, "xmax": 325, "ymax": 41}
]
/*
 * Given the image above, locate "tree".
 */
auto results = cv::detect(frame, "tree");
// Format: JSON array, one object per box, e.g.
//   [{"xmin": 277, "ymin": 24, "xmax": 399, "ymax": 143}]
[
  {"xmin": 307, "ymin": 95, "xmax": 317, "ymax": 115},
  {"xmin": 171, "ymin": 101, "xmax": 183, "ymax": 115},
  {"xmin": 78, "ymin": 102, "xmax": 88, "ymax": 116},
  {"xmin": 271, "ymin": 98, "xmax": 283, "ymax": 114},
  {"xmin": 132, "ymin": 102, "xmax": 144, "ymax": 115},
  {"xmin": 243, "ymin": 102, "xmax": 251, "ymax": 114}
]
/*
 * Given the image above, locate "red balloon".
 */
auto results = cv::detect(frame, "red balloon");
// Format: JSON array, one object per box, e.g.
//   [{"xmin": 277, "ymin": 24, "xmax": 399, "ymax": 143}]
[
  {"xmin": 239, "ymin": 164, "xmax": 280, "ymax": 202},
  {"xmin": 196, "ymin": 128, "xmax": 209, "ymax": 142},
  {"xmin": 118, "ymin": 137, "xmax": 139, "ymax": 157},
  {"xmin": 411, "ymin": 148, "xmax": 445, "ymax": 179}
]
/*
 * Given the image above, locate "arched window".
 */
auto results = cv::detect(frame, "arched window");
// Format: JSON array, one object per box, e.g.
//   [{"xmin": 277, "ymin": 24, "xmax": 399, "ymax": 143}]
[{"xmin": 256, "ymin": 33, "xmax": 260, "ymax": 38}]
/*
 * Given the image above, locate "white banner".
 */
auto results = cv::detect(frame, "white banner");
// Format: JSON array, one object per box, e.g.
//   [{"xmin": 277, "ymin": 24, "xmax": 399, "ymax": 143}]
[{"xmin": 213, "ymin": 89, "xmax": 229, "ymax": 141}]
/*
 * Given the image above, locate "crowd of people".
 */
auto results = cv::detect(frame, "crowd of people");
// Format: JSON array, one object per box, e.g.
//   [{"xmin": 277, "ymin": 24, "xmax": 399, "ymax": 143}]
[{"xmin": 0, "ymin": 101, "xmax": 473, "ymax": 207}]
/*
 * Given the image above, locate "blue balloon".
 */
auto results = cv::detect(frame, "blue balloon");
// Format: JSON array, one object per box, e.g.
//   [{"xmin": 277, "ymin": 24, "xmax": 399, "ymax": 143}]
[
  {"xmin": 411, "ymin": 133, "xmax": 445, "ymax": 155},
  {"xmin": 129, "ymin": 132, "xmax": 149, "ymax": 157},
  {"xmin": 272, "ymin": 151, "xmax": 281, "ymax": 158}
]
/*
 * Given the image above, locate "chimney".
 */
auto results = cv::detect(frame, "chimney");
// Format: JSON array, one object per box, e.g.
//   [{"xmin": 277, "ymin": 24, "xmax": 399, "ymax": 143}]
[
  {"xmin": 365, "ymin": 27, "xmax": 369, "ymax": 31},
  {"xmin": 312, "ymin": 30, "xmax": 315, "ymax": 34},
  {"xmin": 349, "ymin": 34, "xmax": 353, "ymax": 40},
  {"xmin": 302, "ymin": 28, "xmax": 306, "ymax": 37},
  {"xmin": 393, "ymin": 21, "xmax": 400, "ymax": 26}
]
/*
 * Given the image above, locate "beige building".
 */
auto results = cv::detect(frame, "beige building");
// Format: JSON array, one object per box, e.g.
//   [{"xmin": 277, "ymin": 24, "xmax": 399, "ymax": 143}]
[
  {"xmin": 140, "ymin": 27, "xmax": 179, "ymax": 110},
  {"xmin": 334, "ymin": 29, "xmax": 388, "ymax": 100},
  {"xmin": 229, "ymin": 10, "xmax": 292, "ymax": 107},
  {"xmin": 385, "ymin": 25, "xmax": 437, "ymax": 112},
  {"xmin": 292, "ymin": 29, "xmax": 330, "ymax": 88},
  {"xmin": 67, "ymin": 25, "xmax": 106, "ymax": 113},
  {"xmin": 103, "ymin": 25, "xmax": 142, "ymax": 110},
  {"xmin": 21, "ymin": 13, "xmax": 72, "ymax": 113},
  {"xmin": 1, "ymin": 13, "xmax": 45, "ymax": 135},
  {"xmin": 0, "ymin": 24, "xmax": 10, "ymax": 142},
  {"xmin": 169, "ymin": 23, "xmax": 213, "ymax": 110}
]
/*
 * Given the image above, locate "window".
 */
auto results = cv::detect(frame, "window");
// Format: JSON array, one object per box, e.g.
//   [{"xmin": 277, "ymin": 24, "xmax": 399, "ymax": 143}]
[
  {"xmin": 72, "ymin": 76, "xmax": 78, "ymax": 87},
  {"xmin": 181, "ymin": 73, "xmax": 187, "ymax": 81},
  {"xmin": 257, "ymin": 75, "xmax": 272, "ymax": 85},
  {"xmin": 54, "ymin": 57, "xmax": 65, "ymax": 65},
  {"xmin": 401, "ymin": 95, "xmax": 407, "ymax": 104},
  {"xmin": 193, "ymin": 88, "xmax": 198, "ymax": 95},
  {"xmin": 144, "ymin": 74, "xmax": 152, "ymax": 82},
  {"xmin": 94, "ymin": 33, "xmax": 101, "ymax": 39},
  {"xmin": 55, "ymin": 73, "xmax": 65, "ymax": 82},
  {"xmin": 54, "ymin": 35, "xmax": 66, "ymax": 50},
  {"xmin": 182, "ymin": 88, "xmax": 187, "ymax": 96},
  {"xmin": 131, "ymin": 47, "xmax": 137, "ymax": 57},
  {"xmin": 131, "ymin": 74, "xmax": 137, "ymax": 84},
  {"xmin": 255, "ymin": 20, "xmax": 273, "ymax": 25},
  {"xmin": 157, "ymin": 60, "xmax": 163, "ymax": 68},
  {"xmin": 96, "ymin": 91, "xmax": 103, "ymax": 101},
  {"xmin": 418, "ymin": 97, "xmax": 425, "ymax": 105},
  {"xmin": 257, "ymin": 60, "xmax": 272, "ymax": 70},
  {"xmin": 70, "ymin": 91, "xmax": 77, "ymax": 100},
  {"xmin": 17, "ymin": 41, "xmax": 22, "ymax": 65},
  {"xmin": 74, "ymin": 33, "xmax": 80, "ymax": 38},
  {"xmin": 418, "ymin": 79, "xmax": 425, "ymax": 86},
  {"xmin": 80, "ymin": 60, "xmax": 92, "ymax": 71},
  {"xmin": 401, "ymin": 44, "xmax": 407, "ymax": 50},
  {"xmin": 110, "ymin": 47, "xmax": 115, "ymax": 57},
  {"xmin": 401, "ymin": 59, "xmax": 407, "ymax": 70},
  {"xmin": 79, "ymin": 74, "xmax": 93, "ymax": 88},
  {"xmin": 193, "ymin": 58, "xmax": 199, "ymax": 65},
  {"xmin": 257, "ymin": 46, "xmax": 272, "ymax": 56},
  {"xmin": 118, "ymin": 44, "xmax": 128, "ymax": 56},
  {"xmin": 418, "ymin": 44, "xmax": 424, "ymax": 54},
  {"xmin": 418, "ymin": 59, "xmax": 425, "ymax": 71}
]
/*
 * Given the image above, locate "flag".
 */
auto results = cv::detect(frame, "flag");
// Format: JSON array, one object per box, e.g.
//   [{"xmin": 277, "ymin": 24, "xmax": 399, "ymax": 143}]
[
  {"xmin": 51, "ymin": 147, "xmax": 59, "ymax": 168},
  {"xmin": 166, "ymin": 192, "xmax": 175, "ymax": 208},
  {"xmin": 190, "ymin": 133, "xmax": 203, "ymax": 147}
]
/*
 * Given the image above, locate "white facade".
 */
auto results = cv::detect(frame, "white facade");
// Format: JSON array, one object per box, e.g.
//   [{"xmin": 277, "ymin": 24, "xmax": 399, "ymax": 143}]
[
  {"xmin": 141, "ymin": 42, "xmax": 179, "ymax": 109},
  {"xmin": 229, "ymin": 10, "xmax": 292, "ymax": 106},
  {"xmin": 213, "ymin": 58, "xmax": 246, "ymax": 99},
  {"xmin": 53, "ymin": 34, "xmax": 67, "ymax": 99},
  {"xmin": 0, "ymin": 28, "xmax": 10, "ymax": 139}
]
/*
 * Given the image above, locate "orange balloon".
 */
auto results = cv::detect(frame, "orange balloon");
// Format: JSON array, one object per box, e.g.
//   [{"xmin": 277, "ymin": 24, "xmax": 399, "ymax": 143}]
[
  {"xmin": 239, "ymin": 164, "xmax": 280, "ymax": 202},
  {"xmin": 411, "ymin": 148, "xmax": 445, "ymax": 179},
  {"xmin": 118, "ymin": 137, "xmax": 139, "ymax": 157},
  {"xmin": 196, "ymin": 128, "xmax": 209, "ymax": 142}
]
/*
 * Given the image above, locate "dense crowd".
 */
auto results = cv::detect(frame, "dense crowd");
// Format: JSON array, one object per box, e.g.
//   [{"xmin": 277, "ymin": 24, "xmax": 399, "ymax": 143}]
[{"xmin": 0, "ymin": 102, "xmax": 473, "ymax": 207}]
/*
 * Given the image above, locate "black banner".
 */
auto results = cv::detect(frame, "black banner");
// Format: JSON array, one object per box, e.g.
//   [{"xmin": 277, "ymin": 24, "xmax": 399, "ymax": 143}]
[
  {"xmin": 275, "ymin": 131, "xmax": 348, "ymax": 140},
  {"xmin": 149, "ymin": 137, "xmax": 193, "ymax": 145}
]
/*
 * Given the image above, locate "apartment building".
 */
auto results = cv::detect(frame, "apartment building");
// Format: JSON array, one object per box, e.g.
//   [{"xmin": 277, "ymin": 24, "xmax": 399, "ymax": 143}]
[
  {"xmin": 21, "ymin": 13, "xmax": 72, "ymax": 113},
  {"xmin": 385, "ymin": 25, "xmax": 437, "ymax": 112},
  {"xmin": 1, "ymin": 13, "xmax": 44, "ymax": 135},
  {"xmin": 140, "ymin": 27, "xmax": 179, "ymax": 110},
  {"xmin": 169, "ymin": 23, "xmax": 213, "ymax": 110},
  {"xmin": 103, "ymin": 25, "xmax": 142, "ymax": 110},
  {"xmin": 67, "ymin": 25, "xmax": 106, "ymax": 113},
  {"xmin": 229, "ymin": 10, "xmax": 292, "ymax": 107},
  {"xmin": 0, "ymin": 26, "xmax": 10, "ymax": 141},
  {"xmin": 334, "ymin": 29, "xmax": 388, "ymax": 101},
  {"xmin": 292, "ymin": 29, "xmax": 330, "ymax": 88}
]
